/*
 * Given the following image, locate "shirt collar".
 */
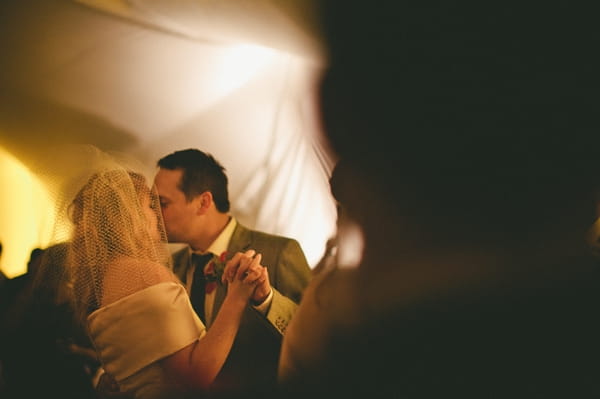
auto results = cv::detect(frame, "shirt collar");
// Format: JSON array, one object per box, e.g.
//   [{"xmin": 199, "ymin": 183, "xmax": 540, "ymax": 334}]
[{"xmin": 193, "ymin": 216, "xmax": 237, "ymax": 257}]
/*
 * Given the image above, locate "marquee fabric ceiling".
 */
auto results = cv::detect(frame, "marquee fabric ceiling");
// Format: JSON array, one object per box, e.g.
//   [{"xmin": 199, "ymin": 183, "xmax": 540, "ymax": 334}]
[{"xmin": 0, "ymin": 0, "xmax": 339, "ymax": 275}]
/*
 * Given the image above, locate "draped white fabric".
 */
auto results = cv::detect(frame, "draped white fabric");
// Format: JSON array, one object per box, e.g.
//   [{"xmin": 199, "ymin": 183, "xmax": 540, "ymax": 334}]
[{"xmin": 0, "ymin": 0, "xmax": 337, "ymax": 275}]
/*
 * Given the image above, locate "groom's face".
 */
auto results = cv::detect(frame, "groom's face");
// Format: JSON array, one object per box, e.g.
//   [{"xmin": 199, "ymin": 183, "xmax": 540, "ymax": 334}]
[{"xmin": 154, "ymin": 168, "xmax": 197, "ymax": 244}]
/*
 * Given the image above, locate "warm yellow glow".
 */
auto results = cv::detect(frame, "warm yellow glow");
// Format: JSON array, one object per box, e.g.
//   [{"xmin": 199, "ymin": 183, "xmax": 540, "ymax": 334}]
[{"xmin": 0, "ymin": 147, "xmax": 55, "ymax": 277}]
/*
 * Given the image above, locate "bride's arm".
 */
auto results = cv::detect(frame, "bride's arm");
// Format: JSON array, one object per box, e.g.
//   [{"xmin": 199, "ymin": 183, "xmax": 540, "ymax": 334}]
[{"xmin": 161, "ymin": 251, "xmax": 266, "ymax": 391}]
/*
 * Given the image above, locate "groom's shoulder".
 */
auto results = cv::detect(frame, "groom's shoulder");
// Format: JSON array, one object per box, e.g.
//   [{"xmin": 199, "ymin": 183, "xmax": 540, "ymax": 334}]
[{"xmin": 236, "ymin": 223, "xmax": 296, "ymax": 246}]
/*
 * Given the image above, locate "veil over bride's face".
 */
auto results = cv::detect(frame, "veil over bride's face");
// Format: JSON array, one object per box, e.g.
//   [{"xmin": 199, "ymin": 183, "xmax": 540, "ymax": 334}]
[
  {"xmin": 141, "ymin": 185, "xmax": 165, "ymax": 244},
  {"xmin": 67, "ymin": 168, "xmax": 173, "ymax": 313}
]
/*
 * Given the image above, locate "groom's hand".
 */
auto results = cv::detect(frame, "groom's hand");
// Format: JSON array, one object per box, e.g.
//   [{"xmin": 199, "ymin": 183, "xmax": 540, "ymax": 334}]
[{"xmin": 251, "ymin": 262, "xmax": 271, "ymax": 305}]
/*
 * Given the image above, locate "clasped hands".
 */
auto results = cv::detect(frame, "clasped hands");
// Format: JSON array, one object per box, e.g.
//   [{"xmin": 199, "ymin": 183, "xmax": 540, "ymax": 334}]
[{"xmin": 221, "ymin": 249, "xmax": 271, "ymax": 305}]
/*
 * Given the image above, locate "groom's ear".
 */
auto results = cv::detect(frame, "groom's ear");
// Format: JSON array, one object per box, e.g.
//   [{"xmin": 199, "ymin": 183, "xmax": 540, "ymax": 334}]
[{"xmin": 196, "ymin": 191, "xmax": 213, "ymax": 214}]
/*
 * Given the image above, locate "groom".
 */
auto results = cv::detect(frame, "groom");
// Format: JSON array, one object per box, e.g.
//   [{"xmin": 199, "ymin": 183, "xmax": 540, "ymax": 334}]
[{"xmin": 154, "ymin": 148, "xmax": 312, "ymax": 394}]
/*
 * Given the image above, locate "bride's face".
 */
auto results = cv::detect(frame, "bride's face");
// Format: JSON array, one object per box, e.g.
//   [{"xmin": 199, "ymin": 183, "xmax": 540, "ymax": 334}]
[{"xmin": 141, "ymin": 194, "xmax": 161, "ymax": 242}]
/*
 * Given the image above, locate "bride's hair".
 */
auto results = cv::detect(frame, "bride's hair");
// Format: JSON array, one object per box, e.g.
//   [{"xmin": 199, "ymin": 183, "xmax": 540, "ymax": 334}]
[{"xmin": 70, "ymin": 170, "xmax": 152, "ymax": 262}]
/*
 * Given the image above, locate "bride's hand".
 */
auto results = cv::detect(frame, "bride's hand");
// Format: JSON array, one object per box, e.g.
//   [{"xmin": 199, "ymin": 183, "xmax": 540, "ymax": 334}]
[
  {"xmin": 221, "ymin": 249, "xmax": 254, "ymax": 283},
  {"xmin": 223, "ymin": 250, "xmax": 266, "ymax": 301}
]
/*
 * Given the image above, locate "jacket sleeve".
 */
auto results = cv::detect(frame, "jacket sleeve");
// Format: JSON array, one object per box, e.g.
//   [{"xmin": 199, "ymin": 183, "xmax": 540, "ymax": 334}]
[
  {"xmin": 265, "ymin": 238, "xmax": 312, "ymax": 334},
  {"xmin": 265, "ymin": 290, "xmax": 299, "ymax": 335}
]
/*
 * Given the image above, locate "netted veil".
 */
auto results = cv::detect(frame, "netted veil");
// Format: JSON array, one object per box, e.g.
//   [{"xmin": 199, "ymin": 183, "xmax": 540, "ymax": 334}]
[{"xmin": 31, "ymin": 145, "xmax": 175, "ymax": 328}]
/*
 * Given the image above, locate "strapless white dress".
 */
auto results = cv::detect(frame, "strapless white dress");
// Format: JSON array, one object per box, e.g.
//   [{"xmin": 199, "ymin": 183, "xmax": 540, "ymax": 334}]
[{"xmin": 88, "ymin": 282, "xmax": 205, "ymax": 399}]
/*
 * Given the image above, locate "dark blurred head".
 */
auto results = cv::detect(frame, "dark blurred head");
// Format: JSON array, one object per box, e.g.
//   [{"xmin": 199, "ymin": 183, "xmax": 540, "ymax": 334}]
[{"xmin": 319, "ymin": 2, "xmax": 599, "ymax": 237}]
